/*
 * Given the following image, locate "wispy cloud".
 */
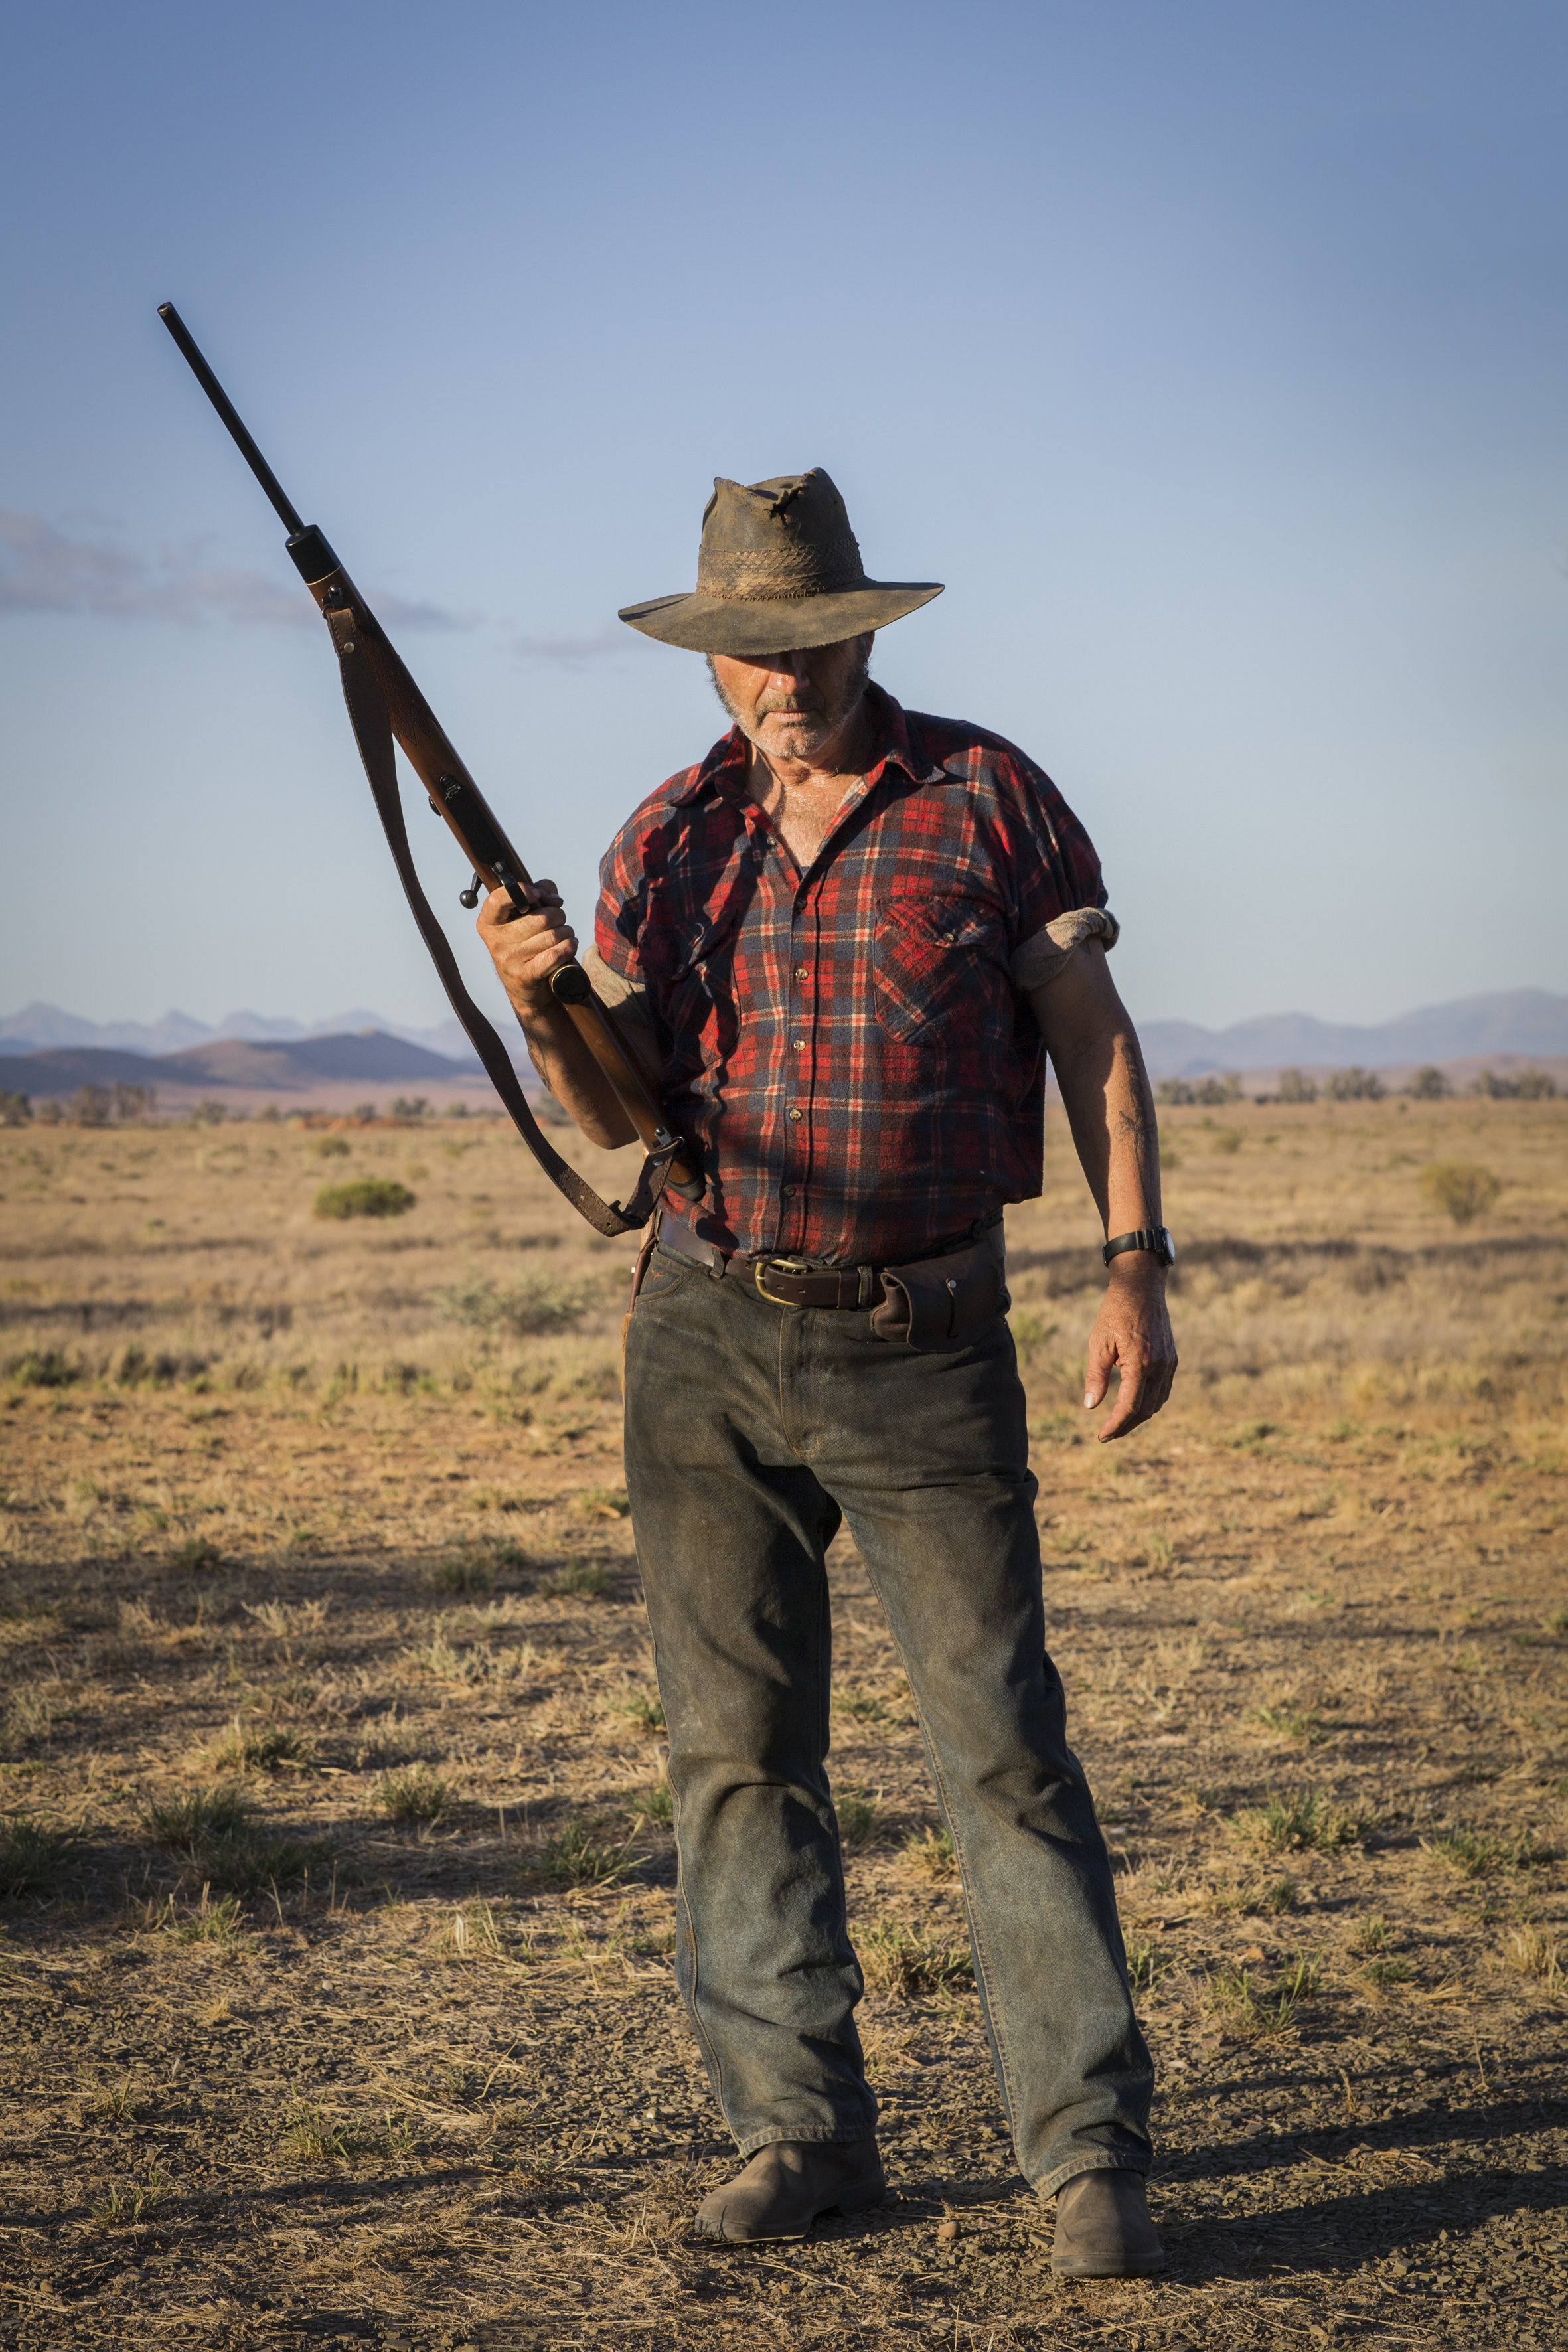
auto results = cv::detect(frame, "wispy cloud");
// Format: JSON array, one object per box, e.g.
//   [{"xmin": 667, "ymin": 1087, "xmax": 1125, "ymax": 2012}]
[
  {"xmin": 0, "ymin": 510, "xmax": 467, "ymax": 631},
  {"xmin": 512, "ymin": 624, "xmax": 639, "ymax": 665}
]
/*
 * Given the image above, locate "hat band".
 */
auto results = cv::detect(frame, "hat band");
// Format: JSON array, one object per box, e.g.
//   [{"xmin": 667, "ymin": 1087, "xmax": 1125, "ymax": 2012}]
[{"xmin": 696, "ymin": 534, "xmax": 868, "ymax": 602}]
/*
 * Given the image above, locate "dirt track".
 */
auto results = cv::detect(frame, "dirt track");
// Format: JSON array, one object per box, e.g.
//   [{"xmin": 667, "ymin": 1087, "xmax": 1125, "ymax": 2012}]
[{"xmin": 2, "ymin": 1094, "xmax": 1565, "ymax": 2347}]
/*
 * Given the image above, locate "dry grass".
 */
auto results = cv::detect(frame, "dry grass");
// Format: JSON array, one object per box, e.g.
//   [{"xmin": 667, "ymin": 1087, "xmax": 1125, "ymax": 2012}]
[{"xmin": 2, "ymin": 1094, "xmax": 1567, "ymax": 2345}]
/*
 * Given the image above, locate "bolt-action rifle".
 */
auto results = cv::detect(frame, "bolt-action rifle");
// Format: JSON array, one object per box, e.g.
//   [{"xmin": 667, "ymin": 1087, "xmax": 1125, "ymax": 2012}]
[{"xmin": 157, "ymin": 301, "xmax": 701, "ymax": 1235}]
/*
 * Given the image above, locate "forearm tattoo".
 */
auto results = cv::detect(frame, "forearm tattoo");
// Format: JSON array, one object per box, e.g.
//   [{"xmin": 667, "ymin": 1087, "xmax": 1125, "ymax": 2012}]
[{"xmin": 1114, "ymin": 1052, "xmax": 1159, "ymax": 1174}]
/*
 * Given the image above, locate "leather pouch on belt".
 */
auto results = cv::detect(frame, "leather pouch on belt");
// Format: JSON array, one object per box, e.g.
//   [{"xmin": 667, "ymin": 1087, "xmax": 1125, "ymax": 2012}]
[{"xmin": 868, "ymin": 1227, "xmax": 1009, "ymax": 1351}]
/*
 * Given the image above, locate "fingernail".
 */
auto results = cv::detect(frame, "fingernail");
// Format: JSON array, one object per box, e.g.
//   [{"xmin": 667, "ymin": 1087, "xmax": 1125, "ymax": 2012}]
[{"xmin": 1083, "ymin": 1394, "xmax": 1093, "ymax": 1409}]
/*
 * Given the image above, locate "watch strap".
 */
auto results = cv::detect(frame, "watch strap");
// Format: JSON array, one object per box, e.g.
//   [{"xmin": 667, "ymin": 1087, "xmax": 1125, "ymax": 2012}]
[{"xmin": 1103, "ymin": 1227, "xmax": 1174, "ymax": 1269}]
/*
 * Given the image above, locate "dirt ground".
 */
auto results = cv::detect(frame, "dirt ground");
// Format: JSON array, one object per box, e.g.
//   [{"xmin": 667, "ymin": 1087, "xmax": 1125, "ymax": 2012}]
[{"xmin": 2, "ymin": 1091, "xmax": 1565, "ymax": 2350}]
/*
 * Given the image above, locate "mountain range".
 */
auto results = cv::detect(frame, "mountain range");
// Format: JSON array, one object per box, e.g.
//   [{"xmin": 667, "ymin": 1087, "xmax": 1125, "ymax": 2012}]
[
  {"xmin": 0, "ymin": 999, "xmax": 473, "ymax": 1061},
  {"xmin": 1, "ymin": 987, "xmax": 1564, "ymax": 1095},
  {"xmin": 1135, "ymin": 988, "xmax": 1568, "ymax": 1079}
]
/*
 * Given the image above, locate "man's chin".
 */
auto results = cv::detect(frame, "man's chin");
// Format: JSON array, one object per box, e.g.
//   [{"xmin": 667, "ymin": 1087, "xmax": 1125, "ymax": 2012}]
[{"xmin": 758, "ymin": 720, "xmax": 830, "ymax": 759}]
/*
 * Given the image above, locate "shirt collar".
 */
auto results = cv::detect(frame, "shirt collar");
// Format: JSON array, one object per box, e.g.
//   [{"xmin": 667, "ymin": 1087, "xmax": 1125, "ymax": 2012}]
[{"xmin": 670, "ymin": 680, "xmax": 945, "ymax": 809}]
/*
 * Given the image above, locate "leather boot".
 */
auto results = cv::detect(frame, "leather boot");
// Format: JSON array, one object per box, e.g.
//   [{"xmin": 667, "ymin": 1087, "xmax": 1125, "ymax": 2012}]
[
  {"xmin": 694, "ymin": 2140, "xmax": 885, "ymax": 2244},
  {"xmin": 1050, "ymin": 2168, "xmax": 1166, "ymax": 2276}
]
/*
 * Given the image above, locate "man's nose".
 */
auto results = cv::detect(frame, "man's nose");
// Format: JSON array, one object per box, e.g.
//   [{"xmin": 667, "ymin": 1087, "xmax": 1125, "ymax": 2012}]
[{"xmin": 763, "ymin": 651, "xmax": 807, "ymax": 688}]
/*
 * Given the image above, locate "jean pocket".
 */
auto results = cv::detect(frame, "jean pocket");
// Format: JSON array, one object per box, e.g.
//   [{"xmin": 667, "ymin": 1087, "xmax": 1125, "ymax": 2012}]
[
  {"xmin": 635, "ymin": 1248, "xmax": 706, "ymax": 1306},
  {"xmin": 872, "ymin": 893, "xmax": 1008, "ymax": 1046}
]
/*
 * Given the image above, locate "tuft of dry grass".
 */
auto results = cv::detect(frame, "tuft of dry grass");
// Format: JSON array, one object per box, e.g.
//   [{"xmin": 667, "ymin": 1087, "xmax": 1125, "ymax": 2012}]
[
  {"xmin": 1228, "ymin": 1790, "xmax": 1368, "ymax": 1854},
  {"xmin": 90, "ymin": 2173, "xmax": 170, "ymax": 2228},
  {"xmin": 207, "ymin": 1719, "xmax": 314, "ymax": 1774},
  {"xmin": 0, "ymin": 1814, "xmax": 74, "ymax": 1900},
  {"xmin": 378, "ymin": 1766, "xmax": 450, "ymax": 1824},
  {"xmin": 860, "ymin": 1918, "xmax": 973, "ymax": 1998},
  {"xmin": 900, "ymin": 1824, "xmax": 957, "ymax": 1880},
  {"xmin": 1422, "ymin": 1824, "xmax": 1549, "ymax": 1877},
  {"xmin": 279, "ymin": 2101, "xmax": 356, "ymax": 2162},
  {"xmin": 1500, "ymin": 1922, "xmax": 1563, "ymax": 1988},
  {"xmin": 1206, "ymin": 1950, "xmax": 1323, "ymax": 2040},
  {"xmin": 534, "ymin": 1820, "xmax": 636, "ymax": 1887}
]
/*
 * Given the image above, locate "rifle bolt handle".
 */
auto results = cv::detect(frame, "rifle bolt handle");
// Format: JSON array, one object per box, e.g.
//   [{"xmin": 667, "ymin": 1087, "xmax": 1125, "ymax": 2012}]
[{"xmin": 459, "ymin": 874, "xmax": 483, "ymax": 910}]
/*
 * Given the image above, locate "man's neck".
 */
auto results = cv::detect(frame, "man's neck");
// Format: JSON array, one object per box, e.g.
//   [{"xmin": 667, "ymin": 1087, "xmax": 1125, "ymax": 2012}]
[
  {"xmin": 746, "ymin": 686, "xmax": 876, "ymax": 793},
  {"xmin": 745, "ymin": 690, "xmax": 875, "ymax": 870}
]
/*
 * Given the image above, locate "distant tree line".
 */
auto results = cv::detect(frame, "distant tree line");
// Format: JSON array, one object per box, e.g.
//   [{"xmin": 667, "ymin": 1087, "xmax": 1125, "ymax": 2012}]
[
  {"xmin": 4, "ymin": 1081, "xmax": 159, "ymax": 1127},
  {"xmin": 1154, "ymin": 1064, "xmax": 1556, "ymax": 1108}
]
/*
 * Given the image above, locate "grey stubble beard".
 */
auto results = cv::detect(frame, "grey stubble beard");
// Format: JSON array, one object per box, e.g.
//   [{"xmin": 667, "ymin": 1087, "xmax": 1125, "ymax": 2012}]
[{"xmin": 704, "ymin": 640, "xmax": 872, "ymax": 752}]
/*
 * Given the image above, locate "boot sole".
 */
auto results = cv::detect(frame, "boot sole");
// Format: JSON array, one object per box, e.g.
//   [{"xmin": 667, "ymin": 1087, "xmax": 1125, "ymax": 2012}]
[{"xmin": 1052, "ymin": 2249, "xmax": 1167, "ymax": 2278}]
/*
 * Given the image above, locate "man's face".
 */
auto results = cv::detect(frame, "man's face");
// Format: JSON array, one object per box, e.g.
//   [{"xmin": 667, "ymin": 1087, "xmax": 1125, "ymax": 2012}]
[{"xmin": 707, "ymin": 635, "xmax": 872, "ymax": 765}]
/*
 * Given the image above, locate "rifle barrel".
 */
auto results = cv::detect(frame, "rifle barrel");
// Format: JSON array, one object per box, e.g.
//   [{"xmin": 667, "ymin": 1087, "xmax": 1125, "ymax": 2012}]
[{"xmin": 157, "ymin": 303, "xmax": 305, "ymax": 536}]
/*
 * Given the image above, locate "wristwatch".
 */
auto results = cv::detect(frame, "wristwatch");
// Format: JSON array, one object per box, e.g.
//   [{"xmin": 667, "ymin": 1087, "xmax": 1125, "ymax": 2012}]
[{"xmin": 1103, "ymin": 1227, "xmax": 1176, "ymax": 1269}]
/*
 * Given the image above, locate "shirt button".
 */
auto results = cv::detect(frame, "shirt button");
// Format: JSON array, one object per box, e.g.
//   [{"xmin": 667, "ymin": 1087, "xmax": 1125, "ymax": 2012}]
[
  {"xmin": 793, "ymin": 965, "xmax": 807, "ymax": 981},
  {"xmin": 781, "ymin": 1184, "xmax": 795, "ymax": 1198},
  {"xmin": 788, "ymin": 1108, "xmax": 803, "ymax": 1123},
  {"xmin": 791, "ymin": 1038, "xmax": 805, "ymax": 1050}
]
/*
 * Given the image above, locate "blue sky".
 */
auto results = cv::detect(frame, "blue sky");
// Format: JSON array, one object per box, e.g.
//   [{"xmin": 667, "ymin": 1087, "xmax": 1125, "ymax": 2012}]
[{"xmin": 2, "ymin": 0, "xmax": 1564, "ymax": 1038}]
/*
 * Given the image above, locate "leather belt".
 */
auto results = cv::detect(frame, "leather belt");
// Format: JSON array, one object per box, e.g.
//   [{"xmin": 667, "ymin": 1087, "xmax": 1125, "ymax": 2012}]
[
  {"xmin": 656, "ymin": 1212, "xmax": 888, "ymax": 1308},
  {"xmin": 655, "ymin": 1215, "xmax": 1005, "ymax": 1310}
]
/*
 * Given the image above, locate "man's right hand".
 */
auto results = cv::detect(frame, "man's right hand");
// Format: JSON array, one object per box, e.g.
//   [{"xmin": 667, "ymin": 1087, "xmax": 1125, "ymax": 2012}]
[{"xmin": 477, "ymin": 880, "xmax": 576, "ymax": 1021}]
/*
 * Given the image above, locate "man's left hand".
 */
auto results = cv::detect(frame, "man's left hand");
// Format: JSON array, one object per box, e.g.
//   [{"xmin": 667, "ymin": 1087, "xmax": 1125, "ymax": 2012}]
[{"xmin": 1083, "ymin": 1263, "xmax": 1178, "ymax": 1443}]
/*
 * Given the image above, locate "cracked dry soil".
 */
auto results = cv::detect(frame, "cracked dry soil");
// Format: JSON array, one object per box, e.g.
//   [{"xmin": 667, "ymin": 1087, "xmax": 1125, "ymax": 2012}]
[{"xmin": 1, "ymin": 1093, "xmax": 1565, "ymax": 2348}]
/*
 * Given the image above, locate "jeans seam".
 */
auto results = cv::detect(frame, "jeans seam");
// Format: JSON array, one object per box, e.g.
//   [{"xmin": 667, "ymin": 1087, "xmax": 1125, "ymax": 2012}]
[
  {"xmin": 855, "ymin": 1554, "xmax": 1020, "ymax": 2138},
  {"xmin": 670, "ymin": 1786, "xmax": 732, "ymax": 2138}
]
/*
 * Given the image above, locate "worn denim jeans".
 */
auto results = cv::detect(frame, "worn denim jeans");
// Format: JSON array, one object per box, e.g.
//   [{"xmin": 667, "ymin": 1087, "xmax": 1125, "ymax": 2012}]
[{"xmin": 621, "ymin": 1239, "xmax": 1154, "ymax": 2198}]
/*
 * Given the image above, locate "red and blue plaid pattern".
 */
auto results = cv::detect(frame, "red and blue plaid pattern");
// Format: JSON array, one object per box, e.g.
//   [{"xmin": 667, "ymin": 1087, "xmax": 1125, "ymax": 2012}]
[{"xmin": 595, "ymin": 684, "xmax": 1107, "ymax": 1265}]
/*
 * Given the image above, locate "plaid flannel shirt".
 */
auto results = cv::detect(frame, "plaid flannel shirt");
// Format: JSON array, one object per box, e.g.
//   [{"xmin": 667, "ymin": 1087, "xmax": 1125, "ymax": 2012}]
[{"xmin": 593, "ymin": 682, "xmax": 1108, "ymax": 1265}]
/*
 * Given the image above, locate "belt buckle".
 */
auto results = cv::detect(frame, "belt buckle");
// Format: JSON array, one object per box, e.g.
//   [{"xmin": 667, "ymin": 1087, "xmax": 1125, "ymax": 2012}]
[{"xmin": 754, "ymin": 1254, "xmax": 815, "ymax": 1305}]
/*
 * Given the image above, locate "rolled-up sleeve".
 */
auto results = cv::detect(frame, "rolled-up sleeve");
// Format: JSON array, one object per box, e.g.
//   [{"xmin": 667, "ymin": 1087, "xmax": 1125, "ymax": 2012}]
[{"xmin": 1010, "ymin": 905, "xmax": 1121, "ymax": 991}]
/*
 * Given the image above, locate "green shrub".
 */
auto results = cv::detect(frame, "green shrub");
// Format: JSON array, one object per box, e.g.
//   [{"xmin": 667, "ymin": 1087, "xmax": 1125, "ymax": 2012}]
[
  {"xmin": 1419, "ymin": 1161, "xmax": 1500, "ymax": 1226},
  {"xmin": 313, "ymin": 1136, "xmax": 351, "ymax": 1159},
  {"xmin": 313, "ymin": 1178, "xmax": 416, "ymax": 1221},
  {"xmin": 1408, "ymin": 1066, "xmax": 1449, "ymax": 1100}
]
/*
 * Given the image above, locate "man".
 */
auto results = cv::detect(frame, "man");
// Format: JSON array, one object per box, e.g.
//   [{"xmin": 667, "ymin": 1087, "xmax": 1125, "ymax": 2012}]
[{"xmin": 477, "ymin": 470, "xmax": 1177, "ymax": 2276}]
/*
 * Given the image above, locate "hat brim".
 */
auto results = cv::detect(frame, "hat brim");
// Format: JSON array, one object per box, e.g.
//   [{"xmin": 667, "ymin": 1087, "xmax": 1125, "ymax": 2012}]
[{"xmin": 617, "ymin": 581, "xmax": 943, "ymax": 657}]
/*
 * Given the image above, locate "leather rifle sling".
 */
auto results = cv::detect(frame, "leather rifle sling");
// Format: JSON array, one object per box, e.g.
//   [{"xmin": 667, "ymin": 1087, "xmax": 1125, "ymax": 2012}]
[{"xmin": 322, "ymin": 603, "xmax": 672, "ymax": 1238}]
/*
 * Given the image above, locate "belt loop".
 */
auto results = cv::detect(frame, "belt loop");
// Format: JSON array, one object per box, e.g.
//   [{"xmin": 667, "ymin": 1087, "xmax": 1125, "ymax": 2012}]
[{"xmin": 856, "ymin": 1263, "xmax": 874, "ymax": 1308}]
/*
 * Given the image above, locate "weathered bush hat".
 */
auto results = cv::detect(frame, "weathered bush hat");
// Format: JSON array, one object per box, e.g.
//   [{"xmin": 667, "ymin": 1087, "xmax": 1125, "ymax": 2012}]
[{"xmin": 618, "ymin": 469, "xmax": 943, "ymax": 657}]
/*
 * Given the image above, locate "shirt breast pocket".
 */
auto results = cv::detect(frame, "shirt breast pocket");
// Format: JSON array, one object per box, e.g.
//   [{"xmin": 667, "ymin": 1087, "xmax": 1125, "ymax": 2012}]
[{"xmin": 872, "ymin": 892, "xmax": 1007, "ymax": 1048}]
